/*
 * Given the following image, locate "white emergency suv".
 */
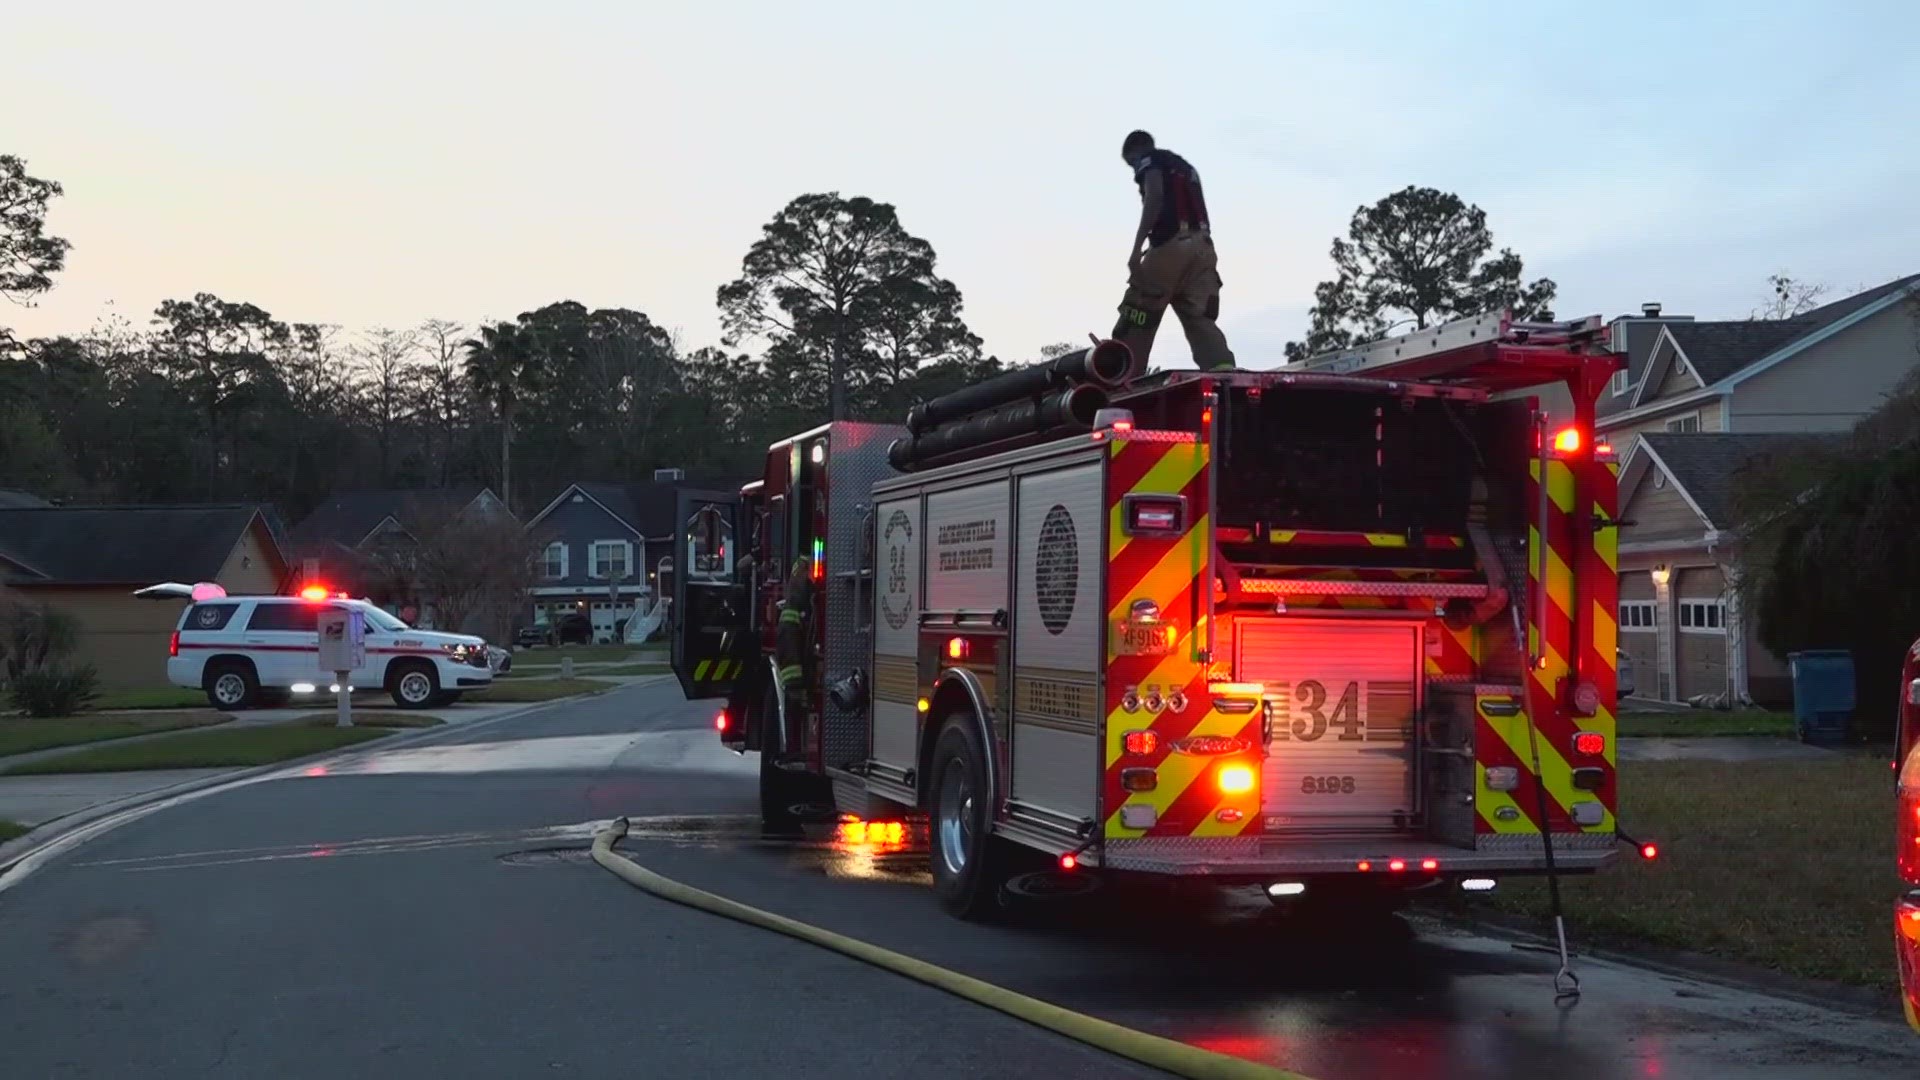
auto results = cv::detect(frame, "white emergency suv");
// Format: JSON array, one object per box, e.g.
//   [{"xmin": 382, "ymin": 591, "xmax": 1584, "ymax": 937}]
[{"xmin": 147, "ymin": 583, "xmax": 493, "ymax": 710}]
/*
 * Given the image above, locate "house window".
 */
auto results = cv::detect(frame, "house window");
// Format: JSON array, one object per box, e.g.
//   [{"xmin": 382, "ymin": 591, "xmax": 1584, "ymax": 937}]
[
  {"xmin": 1618, "ymin": 600, "xmax": 1656, "ymax": 631},
  {"xmin": 1678, "ymin": 598, "xmax": 1726, "ymax": 634},
  {"xmin": 591, "ymin": 540, "xmax": 631, "ymax": 580},
  {"xmin": 1609, "ymin": 369, "xmax": 1630, "ymax": 397},
  {"xmin": 1665, "ymin": 412, "xmax": 1701, "ymax": 433},
  {"xmin": 540, "ymin": 542, "xmax": 567, "ymax": 580}
]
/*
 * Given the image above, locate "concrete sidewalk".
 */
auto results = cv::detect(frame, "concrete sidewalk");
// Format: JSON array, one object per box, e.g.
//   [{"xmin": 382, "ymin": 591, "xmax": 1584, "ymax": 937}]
[{"xmin": 0, "ymin": 696, "xmax": 560, "ymax": 829}]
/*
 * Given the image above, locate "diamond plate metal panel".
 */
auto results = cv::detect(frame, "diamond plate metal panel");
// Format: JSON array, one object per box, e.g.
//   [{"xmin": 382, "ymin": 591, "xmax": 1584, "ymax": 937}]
[
  {"xmin": 1100, "ymin": 835, "xmax": 1616, "ymax": 874},
  {"xmin": 1239, "ymin": 578, "xmax": 1488, "ymax": 598},
  {"xmin": 822, "ymin": 422, "xmax": 906, "ymax": 771}
]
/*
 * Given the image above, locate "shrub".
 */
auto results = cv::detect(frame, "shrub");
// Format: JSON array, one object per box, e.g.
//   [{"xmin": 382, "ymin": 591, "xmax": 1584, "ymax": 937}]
[
  {"xmin": 9, "ymin": 667, "xmax": 100, "ymax": 718},
  {"xmin": 0, "ymin": 602, "xmax": 82, "ymax": 683}
]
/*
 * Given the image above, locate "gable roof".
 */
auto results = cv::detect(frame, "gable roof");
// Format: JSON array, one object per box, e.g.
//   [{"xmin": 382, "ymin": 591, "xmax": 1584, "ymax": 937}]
[
  {"xmin": 289, "ymin": 486, "xmax": 498, "ymax": 546},
  {"xmin": 1631, "ymin": 433, "xmax": 1843, "ymax": 531},
  {"xmin": 525, "ymin": 479, "xmax": 735, "ymax": 539},
  {"xmin": 1622, "ymin": 273, "xmax": 1920, "ymax": 415},
  {"xmin": 0, "ymin": 504, "xmax": 282, "ymax": 586}
]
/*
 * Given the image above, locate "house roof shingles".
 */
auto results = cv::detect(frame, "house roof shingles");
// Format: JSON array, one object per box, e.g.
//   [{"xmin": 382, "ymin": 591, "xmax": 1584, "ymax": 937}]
[
  {"xmin": 1638, "ymin": 432, "xmax": 1842, "ymax": 530},
  {"xmin": 0, "ymin": 504, "xmax": 272, "ymax": 586},
  {"xmin": 1645, "ymin": 272, "xmax": 1920, "ymax": 395},
  {"xmin": 289, "ymin": 486, "xmax": 488, "ymax": 545}
]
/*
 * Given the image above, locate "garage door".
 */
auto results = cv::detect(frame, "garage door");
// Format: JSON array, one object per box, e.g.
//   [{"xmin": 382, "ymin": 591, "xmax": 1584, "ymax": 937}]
[
  {"xmin": 1618, "ymin": 570, "xmax": 1658, "ymax": 700},
  {"xmin": 1675, "ymin": 566, "xmax": 1728, "ymax": 702}
]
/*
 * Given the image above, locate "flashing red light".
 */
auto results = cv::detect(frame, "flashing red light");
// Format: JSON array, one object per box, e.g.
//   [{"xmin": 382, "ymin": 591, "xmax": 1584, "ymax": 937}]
[
  {"xmin": 946, "ymin": 636, "xmax": 969, "ymax": 661},
  {"xmin": 1421, "ymin": 858, "xmax": 1440, "ymax": 872},
  {"xmin": 168, "ymin": 630, "xmax": 180, "ymax": 658},
  {"xmin": 1059, "ymin": 853, "xmax": 1078, "ymax": 871},
  {"xmin": 715, "ymin": 710, "xmax": 729, "ymax": 733},
  {"xmin": 1641, "ymin": 842, "xmax": 1660, "ymax": 861},
  {"xmin": 1357, "ymin": 860, "xmax": 1372, "ymax": 872},
  {"xmin": 1111, "ymin": 418, "xmax": 1134, "ymax": 433},
  {"xmin": 299, "ymin": 584, "xmax": 330, "ymax": 601},
  {"xmin": 1201, "ymin": 407, "xmax": 1213, "ymax": 426},
  {"xmin": 1573, "ymin": 731, "xmax": 1607, "ymax": 757},
  {"xmin": 1217, "ymin": 764, "xmax": 1255, "ymax": 794},
  {"xmin": 1124, "ymin": 730, "xmax": 1158, "ymax": 755},
  {"xmin": 1552, "ymin": 426, "xmax": 1582, "ymax": 454},
  {"xmin": 1388, "ymin": 858, "xmax": 1407, "ymax": 873}
]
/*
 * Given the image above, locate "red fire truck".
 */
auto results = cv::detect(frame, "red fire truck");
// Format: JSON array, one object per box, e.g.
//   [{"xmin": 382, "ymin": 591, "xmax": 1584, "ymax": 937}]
[
  {"xmin": 669, "ymin": 311, "xmax": 1635, "ymax": 922},
  {"xmin": 1896, "ymin": 635, "xmax": 1920, "ymax": 1030}
]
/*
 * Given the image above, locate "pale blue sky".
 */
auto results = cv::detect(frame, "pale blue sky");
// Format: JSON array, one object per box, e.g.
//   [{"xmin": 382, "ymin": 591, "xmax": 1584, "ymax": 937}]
[{"xmin": 5, "ymin": 1, "xmax": 1916, "ymax": 368}]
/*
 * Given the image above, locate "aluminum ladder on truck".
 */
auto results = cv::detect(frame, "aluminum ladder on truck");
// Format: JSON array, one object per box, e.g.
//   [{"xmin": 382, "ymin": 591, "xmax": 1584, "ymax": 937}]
[{"xmin": 1280, "ymin": 310, "xmax": 1613, "ymax": 389}]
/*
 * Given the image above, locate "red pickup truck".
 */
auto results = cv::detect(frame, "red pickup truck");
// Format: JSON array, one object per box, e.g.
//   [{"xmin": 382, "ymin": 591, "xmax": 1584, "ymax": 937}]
[{"xmin": 1897, "ymin": 635, "xmax": 1919, "ymax": 1031}]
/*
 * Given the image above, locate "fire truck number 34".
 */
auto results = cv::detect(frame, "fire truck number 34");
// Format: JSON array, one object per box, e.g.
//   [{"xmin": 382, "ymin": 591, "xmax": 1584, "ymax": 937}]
[{"xmin": 1269, "ymin": 680, "xmax": 1365, "ymax": 742}]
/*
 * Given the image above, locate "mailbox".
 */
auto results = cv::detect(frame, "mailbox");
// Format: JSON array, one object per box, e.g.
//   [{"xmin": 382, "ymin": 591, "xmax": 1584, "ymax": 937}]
[{"xmin": 316, "ymin": 605, "xmax": 366, "ymax": 672}]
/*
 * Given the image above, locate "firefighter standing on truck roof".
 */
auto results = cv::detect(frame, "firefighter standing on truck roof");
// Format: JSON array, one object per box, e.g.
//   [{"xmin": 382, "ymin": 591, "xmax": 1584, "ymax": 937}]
[{"xmin": 1114, "ymin": 129, "xmax": 1236, "ymax": 378}]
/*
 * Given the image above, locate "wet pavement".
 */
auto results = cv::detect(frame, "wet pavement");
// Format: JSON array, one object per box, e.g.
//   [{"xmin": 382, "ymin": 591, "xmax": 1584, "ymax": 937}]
[{"xmin": 0, "ymin": 679, "xmax": 1914, "ymax": 1079}]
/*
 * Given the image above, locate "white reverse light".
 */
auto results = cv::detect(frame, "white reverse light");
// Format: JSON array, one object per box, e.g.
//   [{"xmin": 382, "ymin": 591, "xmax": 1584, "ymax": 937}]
[
  {"xmin": 1461, "ymin": 878, "xmax": 1498, "ymax": 893},
  {"xmin": 291, "ymin": 683, "xmax": 316, "ymax": 694},
  {"xmin": 1266, "ymin": 882, "xmax": 1307, "ymax": 898}
]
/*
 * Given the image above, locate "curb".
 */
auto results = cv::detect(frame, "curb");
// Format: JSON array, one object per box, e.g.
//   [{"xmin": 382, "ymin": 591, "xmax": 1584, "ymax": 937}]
[
  {"xmin": 0, "ymin": 679, "xmax": 647, "ymax": 881},
  {"xmin": 1430, "ymin": 910, "xmax": 1902, "ymax": 1022}
]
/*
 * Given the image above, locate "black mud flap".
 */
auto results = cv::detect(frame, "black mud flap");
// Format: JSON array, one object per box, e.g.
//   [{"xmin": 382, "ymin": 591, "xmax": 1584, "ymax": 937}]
[{"xmin": 669, "ymin": 488, "xmax": 749, "ymax": 701}]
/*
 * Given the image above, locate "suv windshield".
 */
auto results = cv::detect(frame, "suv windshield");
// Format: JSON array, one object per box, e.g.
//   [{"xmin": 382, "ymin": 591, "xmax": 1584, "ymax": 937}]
[{"xmin": 356, "ymin": 604, "xmax": 409, "ymax": 633}]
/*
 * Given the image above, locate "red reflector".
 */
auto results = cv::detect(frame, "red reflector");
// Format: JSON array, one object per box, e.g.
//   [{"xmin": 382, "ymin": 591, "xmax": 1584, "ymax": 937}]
[
  {"xmin": 946, "ymin": 636, "xmax": 968, "ymax": 660},
  {"xmin": 1059, "ymin": 854, "xmax": 1078, "ymax": 871},
  {"xmin": 1641, "ymin": 843, "xmax": 1659, "ymax": 861},
  {"xmin": 1124, "ymin": 730, "xmax": 1158, "ymax": 755},
  {"xmin": 1573, "ymin": 731, "xmax": 1607, "ymax": 757},
  {"xmin": 169, "ymin": 631, "xmax": 180, "ymax": 658},
  {"xmin": 1552, "ymin": 426, "xmax": 1582, "ymax": 454},
  {"xmin": 1421, "ymin": 858, "xmax": 1440, "ymax": 872},
  {"xmin": 1388, "ymin": 859, "xmax": 1407, "ymax": 873}
]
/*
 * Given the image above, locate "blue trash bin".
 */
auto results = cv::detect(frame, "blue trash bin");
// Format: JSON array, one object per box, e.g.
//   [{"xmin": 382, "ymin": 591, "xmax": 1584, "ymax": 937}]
[{"xmin": 1787, "ymin": 650, "xmax": 1855, "ymax": 746}]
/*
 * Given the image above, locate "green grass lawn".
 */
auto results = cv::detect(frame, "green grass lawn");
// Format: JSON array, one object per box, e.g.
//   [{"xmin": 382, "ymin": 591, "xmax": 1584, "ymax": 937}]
[
  {"xmin": 468, "ymin": 677, "xmax": 606, "ymax": 703},
  {"xmin": 0, "ymin": 725, "xmax": 392, "ymax": 775},
  {"xmin": 0, "ymin": 711, "xmax": 224, "ymax": 758},
  {"xmin": 90, "ymin": 687, "xmax": 208, "ymax": 711},
  {"xmin": 514, "ymin": 644, "xmax": 661, "ymax": 666},
  {"xmin": 1487, "ymin": 754, "xmax": 1898, "ymax": 989},
  {"xmin": 588, "ymin": 662, "xmax": 672, "ymax": 677},
  {"xmin": 1616, "ymin": 709, "xmax": 1796, "ymax": 738},
  {"xmin": 0, "ymin": 820, "xmax": 29, "ymax": 842}
]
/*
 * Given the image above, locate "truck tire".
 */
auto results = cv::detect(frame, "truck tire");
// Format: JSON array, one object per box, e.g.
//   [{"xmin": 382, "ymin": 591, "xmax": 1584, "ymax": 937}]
[
  {"xmin": 203, "ymin": 660, "xmax": 259, "ymax": 711},
  {"xmin": 387, "ymin": 660, "xmax": 439, "ymax": 710},
  {"xmin": 928, "ymin": 714, "xmax": 1012, "ymax": 921},
  {"xmin": 759, "ymin": 682, "xmax": 805, "ymax": 836}
]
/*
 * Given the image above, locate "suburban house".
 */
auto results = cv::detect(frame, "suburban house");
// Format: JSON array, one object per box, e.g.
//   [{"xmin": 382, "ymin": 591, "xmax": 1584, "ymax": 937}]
[
  {"xmin": 285, "ymin": 485, "xmax": 509, "ymax": 601},
  {"xmin": 0, "ymin": 504, "xmax": 288, "ymax": 687},
  {"xmin": 1606, "ymin": 273, "xmax": 1920, "ymax": 706},
  {"xmin": 522, "ymin": 470, "xmax": 721, "ymax": 641}
]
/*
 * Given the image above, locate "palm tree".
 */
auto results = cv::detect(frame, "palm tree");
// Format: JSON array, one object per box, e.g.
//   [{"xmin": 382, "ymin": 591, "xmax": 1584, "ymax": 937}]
[{"xmin": 463, "ymin": 322, "xmax": 539, "ymax": 512}]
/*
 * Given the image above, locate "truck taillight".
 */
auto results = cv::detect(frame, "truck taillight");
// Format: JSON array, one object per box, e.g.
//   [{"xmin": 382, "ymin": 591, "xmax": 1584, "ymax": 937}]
[
  {"xmin": 946, "ymin": 636, "xmax": 969, "ymax": 661},
  {"xmin": 1123, "ymin": 730, "xmax": 1158, "ymax": 755},
  {"xmin": 715, "ymin": 710, "xmax": 729, "ymax": 733},
  {"xmin": 1573, "ymin": 731, "xmax": 1607, "ymax": 757},
  {"xmin": 1552, "ymin": 426, "xmax": 1582, "ymax": 455},
  {"xmin": 169, "ymin": 630, "xmax": 179, "ymax": 658},
  {"xmin": 1899, "ymin": 781, "xmax": 1919, "ymax": 885},
  {"xmin": 1217, "ymin": 764, "xmax": 1255, "ymax": 794}
]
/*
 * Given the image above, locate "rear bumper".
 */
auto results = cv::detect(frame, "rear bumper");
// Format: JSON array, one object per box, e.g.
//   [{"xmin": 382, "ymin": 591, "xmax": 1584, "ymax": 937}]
[{"xmin": 1093, "ymin": 833, "xmax": 1619, "ymax": 878}]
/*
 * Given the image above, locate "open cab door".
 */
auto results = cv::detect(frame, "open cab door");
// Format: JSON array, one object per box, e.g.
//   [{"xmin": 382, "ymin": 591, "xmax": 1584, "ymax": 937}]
[{"xmin": 669, "ymin": 489, "xmax": 748, "ymax": 702}]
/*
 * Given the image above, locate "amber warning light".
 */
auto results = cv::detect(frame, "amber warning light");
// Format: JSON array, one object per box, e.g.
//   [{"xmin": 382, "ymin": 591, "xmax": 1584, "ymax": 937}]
[
  {"xmin": 1552, "ymin": 426, "xmax": 1583, "ymax": 454},
  {"xmin": 299, "ymin": 584, "xmax": 330, "ymax": 601}
]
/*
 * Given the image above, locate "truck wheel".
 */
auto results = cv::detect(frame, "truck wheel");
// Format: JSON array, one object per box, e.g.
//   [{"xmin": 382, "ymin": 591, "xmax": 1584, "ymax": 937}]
[
  {"xmin": 204, "ymin": 660, "xmax": 259, "ymax": 711},
  {"xmin": 387, "ymin": 661, "xmax": 439, "ymax": 710},
  {"xmin": 928, "ymin": 714, "xmax": 1011, "ymax": 921},
  {"xmin": 759, "ymin": 683, "xmax": 803, "ymax": 836}
]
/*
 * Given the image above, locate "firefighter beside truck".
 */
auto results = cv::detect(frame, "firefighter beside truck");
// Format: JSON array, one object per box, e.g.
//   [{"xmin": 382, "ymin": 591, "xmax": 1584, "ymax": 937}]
[{"xmin": 671, "ymin": 310, "xmax": 1647, "ymax": 921}]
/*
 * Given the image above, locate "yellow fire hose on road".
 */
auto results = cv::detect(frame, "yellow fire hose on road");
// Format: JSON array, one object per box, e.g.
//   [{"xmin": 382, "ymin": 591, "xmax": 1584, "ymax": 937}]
[{"xmin": 590, "ymin": 818, "xmax": 1308, "ymax": 1080}]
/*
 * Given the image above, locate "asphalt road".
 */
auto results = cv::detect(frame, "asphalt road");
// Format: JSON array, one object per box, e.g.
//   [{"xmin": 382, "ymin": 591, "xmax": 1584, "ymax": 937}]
[{"xmin": 1, "ymin": 678, "xmax": 1915, "ymax": 1079}]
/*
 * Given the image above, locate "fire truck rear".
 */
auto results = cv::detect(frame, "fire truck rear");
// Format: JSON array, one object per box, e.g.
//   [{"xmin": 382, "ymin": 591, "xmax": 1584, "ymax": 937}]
[{"xmin": 670, "ymin": 311, "xmax": 1631, "ymax": 919}]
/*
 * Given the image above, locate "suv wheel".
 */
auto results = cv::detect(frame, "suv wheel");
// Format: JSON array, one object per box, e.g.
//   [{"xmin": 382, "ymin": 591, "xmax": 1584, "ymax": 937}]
[
  {"xmin": 204, "ymin": 661, "xmax": 259, "ymax": 711},
  {"xmin": 388, "ymin": 661, "xmax": 440, "ymax": 710}
]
